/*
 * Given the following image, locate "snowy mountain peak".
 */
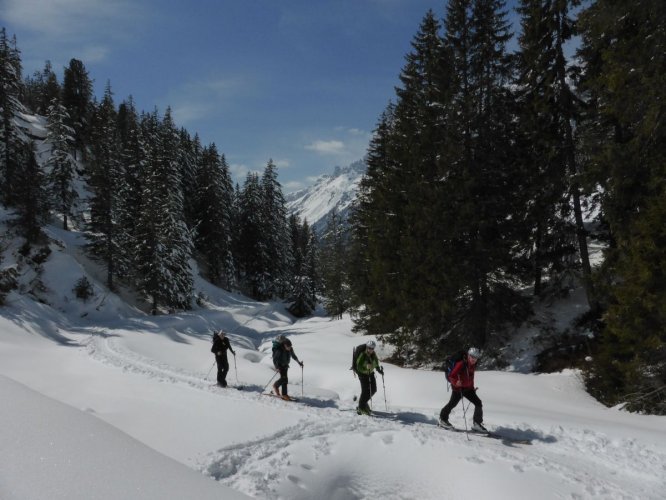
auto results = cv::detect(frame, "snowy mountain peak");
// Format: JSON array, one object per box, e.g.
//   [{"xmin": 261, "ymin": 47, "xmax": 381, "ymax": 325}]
[{"xmin": 286, "ymin": 160, "xmax": 365, "ymax": 233}]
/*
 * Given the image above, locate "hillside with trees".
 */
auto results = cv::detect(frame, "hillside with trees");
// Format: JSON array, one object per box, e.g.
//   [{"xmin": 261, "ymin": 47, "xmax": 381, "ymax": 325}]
[
  {"xmin": 2, "ymin": 0, "xmax": 665, "ymax": 415},
  {"xmin": 346, "ymin": 0, "xmax": 665, "ymax": 414},
  {"xmin": 0, "ymin": 28, "xmax": 319, "ymax": 317}
]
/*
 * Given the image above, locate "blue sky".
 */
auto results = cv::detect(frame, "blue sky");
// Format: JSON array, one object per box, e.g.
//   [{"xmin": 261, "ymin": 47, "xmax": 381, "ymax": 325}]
[{"xmin": 2, "ymin": 0, "xmax": 522, "ymax": 192}]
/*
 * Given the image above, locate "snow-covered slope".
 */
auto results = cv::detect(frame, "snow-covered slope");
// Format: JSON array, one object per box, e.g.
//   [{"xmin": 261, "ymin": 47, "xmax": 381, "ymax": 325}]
[
  {"xmin": 285, "ymin": 160, "xmax": 365, "ymax": 233},
  {"xmin": 1, "ymin": 221, "xmax": 665, "ymax": 500},
  {"xmin": 0, "ymin": 375, "xmax": 248, "ymax": 500}
]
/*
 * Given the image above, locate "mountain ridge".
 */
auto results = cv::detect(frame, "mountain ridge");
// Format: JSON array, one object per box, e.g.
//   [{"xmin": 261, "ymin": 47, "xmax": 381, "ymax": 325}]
[{"xmin": 285, "ymin": 159, "xmax": 365, "ymax": 234}]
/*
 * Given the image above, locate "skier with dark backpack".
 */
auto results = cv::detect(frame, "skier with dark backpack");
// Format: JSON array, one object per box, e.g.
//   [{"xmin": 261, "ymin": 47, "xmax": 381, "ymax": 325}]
[
  {"xmin": 353, "ymin": 340, "xmax": 384, "ymax": 415},
  {"xmin": 443, "ymin": 350, "xmax": 467, "ymax": 390},
  {"xmin": 271, "ymin": 336, "xmax": 303, "ymax": 401},
  {"xmin": 211, "ymin": 330, "xmax": 236, "ymax": 387},
  {"xmin": 351, "ymin": 342, "xmax": 370, "ymax": 375},
  {"xmin": 439, "ymin": 347, "xmax": 487, "ymax": 432}
]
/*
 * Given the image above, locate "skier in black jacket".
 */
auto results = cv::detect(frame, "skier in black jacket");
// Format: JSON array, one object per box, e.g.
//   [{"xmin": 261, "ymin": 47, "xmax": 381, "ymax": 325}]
[
  {"xmin": 211, "ymin": 330, "xmax": 235, "ymax": 387},
  {"xmin": 271, "ymin": 337, "xmax": 303, "ymax": 400}
]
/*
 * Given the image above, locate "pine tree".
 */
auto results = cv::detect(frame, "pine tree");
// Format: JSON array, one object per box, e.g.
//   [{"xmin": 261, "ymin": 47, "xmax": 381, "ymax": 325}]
[
  {"xmin": 514, "ymin": 0, "xmax": 590, "ymax": 300},
  {"xmin": 349, "ymin": 106, "xmax": 406, "ymax": 340},
  {"xmin": 235, "ymin": 172, "xmax": 269, "ymax": 299},
  {"xmin": 577, "ymin": 0, "xmax": 666, "ymax": 413},
  {"xmin": 45, "ymin": 98, "xmax": 77, "ymax": 230},
  {"xmin": 320, "ymin": 209, "xmax": 349, "ymax": 319},
  {"xmin": 435, "ymin": 0, "xmax": 527, "ymax": 348},
  {"xmin": 12, "ymin": 141, "xmax": 49, "ymax": 243},
  {"xmin": 349, "ymin": 11, "xmax": 461, "ymax": 358},
  {"xmin": 23, "ymin": 61, "xmax": 60, "ymax": 114},
  {"xmin": 40, "ymin": 61, "xmax": 61, "ymax": 115},
  {"xmin": 260, "ymin": 160, "xmax": 291, "ymax": 298},
  {"xmin": 179, "ymin": 130, "xmax": 202, "ymax": 229},
  {"xmin": 62, "ymin": 58, "xmax": 93, "ymax": 158},
  {"xmin": 0, "ymin": 28, "xmax": 24, "ymax": 207},
  {"xmin": 194, "ymin": 143, "xmax": 235, "ymax": 289},
  {"xmin": 287, "ymin": 215, "xmax": 318, "ymax": 317},
  {"xmin": 116, "ymin": 97, "xmax": 145, "ymax": 238},
  {"xmin": 86, "ymin": 82, "xmax": 126, "ymax": 289},
  {"xmin": 115, "ymin": 97, "xmax": 146, "ymax": 281},
  {"xmin": 135, "ymin": 109, "xmax": 193, "ymax": 312}
]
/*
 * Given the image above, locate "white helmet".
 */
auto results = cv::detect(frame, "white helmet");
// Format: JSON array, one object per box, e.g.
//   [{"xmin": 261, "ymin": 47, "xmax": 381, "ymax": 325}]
[
  {"xmin": 366, "ymin": 340, "xmax": 376, "ymax": 349},
  {"xmin": 468, "ymin": 347, "xmax": 481, "ymax": 359}
]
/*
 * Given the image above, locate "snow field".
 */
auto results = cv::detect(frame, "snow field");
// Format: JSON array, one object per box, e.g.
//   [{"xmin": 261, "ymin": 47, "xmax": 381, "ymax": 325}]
[{"xmin": 1, "ymin": 224, "xmax": 666, "ymax": 499}]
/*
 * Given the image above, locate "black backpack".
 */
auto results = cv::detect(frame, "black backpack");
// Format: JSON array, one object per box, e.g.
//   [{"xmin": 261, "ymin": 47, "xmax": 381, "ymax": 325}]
[
  {"xmin": 351, "ymin": 343, "xmax": 368, "ymax": 373},
  {"xmin": 444, "ymin": 350, "xmax": 467, "ymax": 383}
]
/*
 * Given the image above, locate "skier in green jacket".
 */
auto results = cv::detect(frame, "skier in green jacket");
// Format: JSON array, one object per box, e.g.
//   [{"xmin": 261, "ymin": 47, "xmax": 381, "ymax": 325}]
[{"xmin": 356, "ymin": 340, "xmax": 384, "ymax": 415}]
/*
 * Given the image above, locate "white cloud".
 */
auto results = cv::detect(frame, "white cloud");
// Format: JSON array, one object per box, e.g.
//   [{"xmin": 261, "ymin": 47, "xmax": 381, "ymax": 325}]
[
  {"xmin": 2, "ymin": 0, "xmax": 139, "ymax": 36},
  {"xmin": 170, "ymin": 76, "xmax": 251, "ymax": 125},
  {"xmin": 80, "ymin": 45, "xmax": 110, "ymax": 63},
  {"xmin": 305, "ymin": 140, "xmax": 346, "ymax": 155},
  {"xmin": 283, "ymin": 180, "xmax": 306, "ymax": 193},
  {"xmin": 229, "ymin": 163, "xmax": 250, "ymax": 183},
  {"xmin": 273, "ymin": 159, "xmax": 291, "ymax": 169},
  {"xmin": 170, "ymin": 103, "xmax": 211, "ymax": 126},
  {"xmin": 334, "ymin": 126, "xmax": 370, "ymax": 137},
  {"xmin": 1, "ymin": 0, "xmax": 143, "ymax": 68}
]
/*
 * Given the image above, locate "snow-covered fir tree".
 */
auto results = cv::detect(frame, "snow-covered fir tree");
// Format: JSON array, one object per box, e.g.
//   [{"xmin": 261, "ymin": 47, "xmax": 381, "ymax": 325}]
[
  {"xmin": 86, "ymin": 83, "xmax": 127, "ymax": 289},
  {"xmin": 13, "ymin": 141, "xmax": 49, "ymax": 243},
  {"xmin": 515, "ymin": 0, "xmax": 593, "ymax": 302},
  {"xmin": 179, "ymin": 129, "xmax": 202, "ymax": 230},
  {"xmin": 194, "ymin": 143, "xmax": 235, "ymax": 289},
  {"xmin": 287, "ymin": 214, "xmax": 318, "ymax": 317},
  {"xmin": 235, "ymin": 172, "xmax": 270, "ymax": 300},
  {"xmin": 0, "ymin": 28, "xmax": 24, "ymax": 207},
  {"xmin": 115, "ymin": 96, "xmax": 146, "ymax": 274},
  {"xmin": 61, "ymin": 58, "xmax": 93, "ymax": 158},
  {"xmin": 45, "ymin": 98, "xmax": 77, "ymax": 230},
  {"xmin": 135, "ymin": 109, "xmax": 193, "ymax": 312},
  {"xmin": 23, "ymin": 60, "xmax": 60, "ymax": 115},
  {"xmin": 320, "ymin": 208, "xmax": 349, "ymax": 319},
  {"xmin": 260, "ymin": 160, "xmax": 292, "ymax": 298}
]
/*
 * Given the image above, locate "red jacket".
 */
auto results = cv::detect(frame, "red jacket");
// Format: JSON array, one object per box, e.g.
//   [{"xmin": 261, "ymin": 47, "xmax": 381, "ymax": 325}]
[{"xmin": 448, "ymin": 359, "xmax": 475, "ymax": 390}]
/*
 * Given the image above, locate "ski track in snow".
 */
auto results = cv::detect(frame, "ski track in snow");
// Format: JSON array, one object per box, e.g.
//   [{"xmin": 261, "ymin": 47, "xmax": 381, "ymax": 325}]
[
  {"xmin": 203, "ymin": 417, "xmax": 666, "ymax": 500},
  {"xmin": 81, "ymin": 328, "xmax": 665, "ymax": 500}
]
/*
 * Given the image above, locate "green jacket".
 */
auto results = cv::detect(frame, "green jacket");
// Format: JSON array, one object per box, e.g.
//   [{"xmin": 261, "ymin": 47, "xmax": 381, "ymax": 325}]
[{"xmin": 356, "ymin": 350, "xmax": 380, "ymax": 375}]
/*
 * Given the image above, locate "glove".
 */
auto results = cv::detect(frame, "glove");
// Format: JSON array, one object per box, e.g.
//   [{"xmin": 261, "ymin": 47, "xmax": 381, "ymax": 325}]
[
  {"xmin": 231, "ymin": 351, "xmax": 236, "ymax": 356},
  {"xmin": 377, "ymin": 367, "xmax": 384, "ymax": 375},
  {"xmin": 299, "ymin": 361, "xmax": 304, "ymax": 367}
]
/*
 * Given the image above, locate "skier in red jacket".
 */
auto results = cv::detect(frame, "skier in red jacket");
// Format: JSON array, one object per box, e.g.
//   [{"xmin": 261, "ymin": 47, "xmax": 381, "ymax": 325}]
[{"xmin": 438, "ymin": 347, "xmax": 487, "ymax": 432}]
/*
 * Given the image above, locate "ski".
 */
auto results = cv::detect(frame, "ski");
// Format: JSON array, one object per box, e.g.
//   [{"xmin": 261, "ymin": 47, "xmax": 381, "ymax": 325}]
[
  {"xmin": 339, "ymin": 408, "xmax": 398, "ymax": 419},
  {"xmin": 437, "ymin": 424, "xmax": 532, "ymax": 445},
  {"xmin": 367, "ymin": 410, "xmax": 398, "ymax": 420},
  {"xmin": 261, "ymin": 393, "xmax": 299, "ymax": 402},
  {"xmin": 210, "ymin": 383, "xmax": 244, "ymax": 390}
]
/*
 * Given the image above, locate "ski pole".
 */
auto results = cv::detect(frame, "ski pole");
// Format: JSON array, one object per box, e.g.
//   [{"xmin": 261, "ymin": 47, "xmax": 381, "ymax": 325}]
[
  {"xmin": 233, "ymin": 353, "xmax": 239, "ymax": 384},
  {"xmin": 205, "ymin": 360, "xmax": 216, "ymax": 381},
  {"xmin": 381, "ymin": 372, "xmax": 388, "ymax": 411},
  {"xmin": 262, "ymin": 370, "xmax": 279, "ymax": 393},
  {"xmin": 461, "ymin": 394, "xmax": 470, "ymax": 441},
  {"xmin": 301, "ymin": 363, "xmax": 304, "ymax": 398}
]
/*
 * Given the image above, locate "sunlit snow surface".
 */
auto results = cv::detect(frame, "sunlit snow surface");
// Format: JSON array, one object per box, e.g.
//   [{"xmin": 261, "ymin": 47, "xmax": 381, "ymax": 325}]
[{"xmin": 1, "ymin": 209, "xmax": 665, "ymax": 499}]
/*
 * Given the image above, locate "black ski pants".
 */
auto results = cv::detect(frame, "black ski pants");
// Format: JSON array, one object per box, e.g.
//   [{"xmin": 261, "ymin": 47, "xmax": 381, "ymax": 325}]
[
  {"xmin": 440, "ymin": 388, "xmax": 483, "ymax": 424},
  {"xmin": 358, "ymin": 373, "xmax": 377, "ymax": 411},
  {"xmin": 274, "ymin": 366, "xmax": 290, "ymax": 395},
  {"xmin": 216, "ymin": 354, "xmax": 229, "ymax": 387}
]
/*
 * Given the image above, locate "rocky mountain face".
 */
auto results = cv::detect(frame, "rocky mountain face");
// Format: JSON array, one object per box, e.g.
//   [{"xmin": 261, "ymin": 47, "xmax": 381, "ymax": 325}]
[{"xmin": 285, "ymin": 160, "xmax": 365, "ymax": 234}]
